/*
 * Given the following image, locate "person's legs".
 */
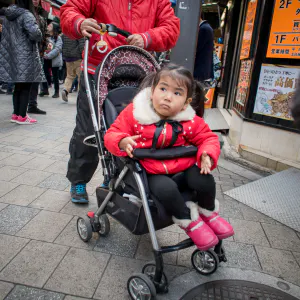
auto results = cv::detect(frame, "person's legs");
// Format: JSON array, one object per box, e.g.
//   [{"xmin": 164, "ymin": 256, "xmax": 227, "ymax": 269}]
[
  {"xmin": 40, "ymin": 60, "xmax": 50, "ymax": 96},
  {"xmin": 28, "ymin": 82, "xmax": 46, "ymax": 114},
  {"xmin": 148, "ymin": 173, "xmax": 218, "ymax": 250},
  {"xmin": 67, "ymin": 72, "xmax": 99, "ymax": 203},
  {"xmin": 6, "ymin": 82, "xmax": 14, "ymax": 95},
  {"xmin": 52, "ymin": 67, "xmax": 60, "ymax": 97},
  {"xmin": 62, "ymin": 61, "xmax": 76, "ymax": 102},
  {"xmin": 12, "ymin": 83, "xmax": 21, "ymax": 116},
  {"xmin": 184, "ymin": 165, "xmax": 234, "ymax": 239},
  {"xmin": 75, "ymin": 60, "xmax": 82, "ymax": 88},
  {"xmin": 148, "ymin": 174, "xmax": 190, "ymax": 219}
]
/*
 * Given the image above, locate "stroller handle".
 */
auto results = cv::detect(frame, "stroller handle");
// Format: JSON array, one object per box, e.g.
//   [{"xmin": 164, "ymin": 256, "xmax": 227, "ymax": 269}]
[{"xmin": 100, "ymin": 23, "xmax": 131, "ymax": 38}]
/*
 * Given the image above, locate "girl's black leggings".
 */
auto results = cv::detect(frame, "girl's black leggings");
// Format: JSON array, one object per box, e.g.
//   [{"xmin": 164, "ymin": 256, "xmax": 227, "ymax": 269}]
[
  {"xmin": 13, "ymin": 82, "xmax": 33, "ymax": 117},
  {"xmin": 147, "ymin": 165, "xmax": 216, "ymax": 220}
]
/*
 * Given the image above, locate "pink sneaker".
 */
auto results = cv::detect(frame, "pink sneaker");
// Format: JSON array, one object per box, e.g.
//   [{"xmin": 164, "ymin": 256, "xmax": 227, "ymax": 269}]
[
  {"xmin": 173, "ymin": 215, "xmax": 219, "ymax": 251},
  {"xmin": 16, "ymin": 115, "xmax": 37, "ymax": 125},
  {"xmin": 199, "ymin": 200, "xmax": 234, "ymax": 240},
  {"xmin": 10, "ymin": 114, "xmax": 19, "ymax": 123}
]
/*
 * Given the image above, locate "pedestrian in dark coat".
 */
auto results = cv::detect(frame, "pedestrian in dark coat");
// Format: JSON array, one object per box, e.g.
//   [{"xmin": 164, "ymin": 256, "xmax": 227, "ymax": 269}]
[
  {"xmin": 0, "ymin": 1, "xmax": 45, "ymax": 124},
  {"xmin": 194, "ymin": 20, "xmax": 214, "ymax": 82}
]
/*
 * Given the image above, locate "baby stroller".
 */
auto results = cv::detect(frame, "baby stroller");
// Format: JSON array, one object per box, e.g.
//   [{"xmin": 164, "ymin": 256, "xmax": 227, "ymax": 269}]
[{"xmin": 77, "ymin": 24, "xmax": 227, "ymax": 300}]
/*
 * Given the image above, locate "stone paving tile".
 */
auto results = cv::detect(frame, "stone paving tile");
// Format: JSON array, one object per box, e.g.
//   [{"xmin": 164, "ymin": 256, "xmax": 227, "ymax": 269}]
[
  {"xmin": 218, "ymin": 195, "xmax": 244, "ymax": 219},
  {"xmin": 5, "ymin": 285, "xmax": 64, "ymax": 300},
  {"xmin": 177, "ymin": 234, "xmax": 197, "ymax": 268},
  {"xmin": 256, "ymin": 246, "xmax": 300, "ymax": 287},
  {"xmin": 220, "ymin": 240, "xmax": 261, "ymax": 271},
  {"xmin": 54, "ymin": 217, "xmax": 96, "ymax": 250},
  {"xmin": 60, "ymin": 195, "xmax": 98, "ymax": 216},
  {"xmin": 94, "ymin": 217, "xmax": 140, "ymax": 258},
  {"xmin": 44, "ymin": 161, "xmax": 68, "ymax": 175},
  {"xmin": 53, "ymin": 143, "xmax": 69, "ymax": 152},
  {"xmin": 11, "ymin": 169, "xmax": 52, "ymax": 186},
  {"xmin": 17, "ymin": 210, "xmax": 72, "ymax": 242},
  {"xmin": 19, "ymin": 137, "xmax": 45, "ymax": 146},
  {"xmin": 0, "ymin": 205, "xmax": 40, "ymax": 235},
  {"xmin": 0, "ymin": 281, "xmax": 14, "ymax": 300},
  {"xmin": 135, "ymin": 230, "xmax": 179, "ymax": 265},
  {"xmin": 10, "ymin": 129, "xmax": 46, "ymax": 138},
  {"xmin": 0, "ymin": 153, "xmax": 34, "ymax": 167},
  {"xmin": 293, "ymin": 251, "xmax": 300, "ymax": 267},
  {"xmin": 64, "ymin": 296, "xmax": 90, "ymax": 300},
  {"xmin": 0, "ymin": 240, "xmax": 68, "ymax": 288},
  {"xmin": 45, "ymin": 248, "xmax": 110, "ymax": 298},
  {"xmin": 0, "ymin": 203, "xmax": 7, "ymax": 212},
  {"xmin": 21, "ymin": 157, "xmax": 56, "ymax": 171},
  {"xmin": 38, "ymin": 173, "xmax": 70, "ymax": 191},
  {"xmin": 261, "ymin": 223, "xmax": 300, "ymax": 252},
  {"xmin": 0, "ymin": 166, "xmax": 27, "ymax": 181},
  {"xmin": 0, "ymin": 180, "xmax": 18, "ymax": 197},
  {"xmin": 0, "ymin": 234, "xmax": 29, "ymax": 272},
  {"xmin": 0, "ymin": 185, "xmax": 46, "ymax": 206},
  {"xmin": 238, "ymin": 202, "xmax": 277, "ymax": 224},
  {"xmin": 0, "ymin": 151, "xmax": 12, "ymax": 161},
  {"xmin": 38, "ymin": 140, "xmax": 63, "ymax": 150},
  {"xmin": 30, "ymin": 189, "xmax": 70, "ymax": 212},
  {"xmin": 0, "ymin": 135, "xmax": 26, "ymax": 143},
  {"xmin": 57, "ymin": 136, "xmax": 71, "ymax": 143},
  {"xmin": 40, "ymin": 133, "xmax": 64, "ymax": 141},
  {"xmin": 229, "ymin": 219, "xmax": 270, "ymax": 247}
]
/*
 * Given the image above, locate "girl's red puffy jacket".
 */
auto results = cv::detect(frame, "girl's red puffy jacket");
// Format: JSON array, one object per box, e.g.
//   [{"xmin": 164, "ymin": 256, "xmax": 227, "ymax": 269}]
[
  {"xmin": 60, "ymin": 0, "xmax": 180, "ymax": 74},
  {"xmin": 104, "ymin": 88, "xmax": 221, "ymax": 175}
]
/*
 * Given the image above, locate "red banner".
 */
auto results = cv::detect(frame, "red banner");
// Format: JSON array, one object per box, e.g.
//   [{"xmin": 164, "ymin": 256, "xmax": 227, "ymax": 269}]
[{"xmin": 41, "ymin": 0, "xmax": 61, "ymax": 17}]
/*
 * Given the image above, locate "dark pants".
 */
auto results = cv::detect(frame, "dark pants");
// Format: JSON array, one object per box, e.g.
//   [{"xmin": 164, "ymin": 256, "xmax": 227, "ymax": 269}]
[
  {"xmin": 28, "ymin": 82, "xmax": 39, "ymax": 109},
  {"xmin": 42, "ymin": 59, "xmax": 59, "ymax": 94},
  {"xmin": 13, "ymin": 82, "xmax": 33, "ymax": 117},
  {"xmin": 66, "ymin": 73, "xmax": 99, "ymax": 184},
  {"xmin": 148, "ymin": 165, "xmax": 216, "ymax": 219}
]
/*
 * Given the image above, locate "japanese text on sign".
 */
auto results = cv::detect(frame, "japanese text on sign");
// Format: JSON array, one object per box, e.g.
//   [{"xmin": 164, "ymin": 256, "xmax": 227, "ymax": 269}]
[{"xmin": 267, "ymin": 0, "xmax": 300, "ymax": 58}]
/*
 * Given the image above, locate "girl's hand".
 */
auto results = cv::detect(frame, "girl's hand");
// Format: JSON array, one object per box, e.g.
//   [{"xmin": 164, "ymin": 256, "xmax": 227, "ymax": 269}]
[
  {"xmin": 119, "ymin": 135, "xmax": 140, "ymax": 158},
  {"xmin": 200, "ymin": 151, "xmax": 212, "ymax": 174}
]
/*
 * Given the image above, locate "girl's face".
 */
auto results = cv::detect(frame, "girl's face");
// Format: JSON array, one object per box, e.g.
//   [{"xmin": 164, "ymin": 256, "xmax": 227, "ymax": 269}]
[
  {"xmin": 32, "ymin": 0, "xmax": 40, "ymax": 7},
  {"xmin": 47, "ymin": 23, "xmax": 53, "ymax": 34},
  {"xmin": 151, "ymin": 75, "xmax": 191, "ymax": 119}
]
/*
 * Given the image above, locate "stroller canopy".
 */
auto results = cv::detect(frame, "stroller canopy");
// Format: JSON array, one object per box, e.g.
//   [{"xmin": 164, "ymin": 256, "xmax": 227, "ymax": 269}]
[{"xmin": 96, "ymin": 46, "xmax": 159, "ymax": 122}]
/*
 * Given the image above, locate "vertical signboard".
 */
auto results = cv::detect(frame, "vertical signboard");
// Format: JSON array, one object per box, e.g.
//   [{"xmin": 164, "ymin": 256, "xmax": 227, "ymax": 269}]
[
  {"xmin": 240, "ymin": 0, "xmax": 258, "ymax": 60},
  {"xmin": 267, "ymin": 0, "xmax": 300, "ymax": 58}
]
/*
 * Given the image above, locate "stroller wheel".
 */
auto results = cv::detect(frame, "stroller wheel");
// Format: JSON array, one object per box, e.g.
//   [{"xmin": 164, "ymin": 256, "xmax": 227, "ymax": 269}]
[
  {"xmin": 142, "ymin": 263, "xmax": 168, "ymax": 292},
  {"xmin": 77, "ymin": 216, "xmax": 93, "ymax": 242},
  {"xmin": 98, "ymin": 214, "xmax": 110, "ymax": 237},
  {"xmin": 127, "ymin": 273, "xmax": 156, "ymax": 300},
  {"xmin": 191, "ymin": 249, "xmax": 219, "ymax": 275}
]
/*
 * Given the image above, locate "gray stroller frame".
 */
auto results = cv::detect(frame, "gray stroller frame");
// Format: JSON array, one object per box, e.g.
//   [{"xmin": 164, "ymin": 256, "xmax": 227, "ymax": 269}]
[{"xmin": 76, "ymin": 25, "xmax": 227, "ymax": 300}]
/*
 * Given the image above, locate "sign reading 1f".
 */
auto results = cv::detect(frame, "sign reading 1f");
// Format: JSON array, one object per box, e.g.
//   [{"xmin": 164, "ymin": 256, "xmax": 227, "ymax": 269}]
[{"xmin": 279, "ymin": 0, "xmax": 292, "ymax": 8}]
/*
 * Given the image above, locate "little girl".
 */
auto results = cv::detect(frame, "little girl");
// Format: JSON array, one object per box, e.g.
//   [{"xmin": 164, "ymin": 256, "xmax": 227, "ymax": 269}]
[{"xmin": 104, "ymin": 64, "xmax": 234, "ymax": 251}]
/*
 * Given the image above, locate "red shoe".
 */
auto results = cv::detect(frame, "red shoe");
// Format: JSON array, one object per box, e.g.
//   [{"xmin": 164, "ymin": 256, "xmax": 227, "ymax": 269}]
[
  {"xmin": 16, "ymin": 115, "xmax": 37, "ymax": 125},
  {"xmin": 173, "ymin": 215, "xmax": 219, "ymax": 251},
  {"xmin": 10, "ymin": 114, "xmax": 19, "ymax": 123},
  {"xmin": 199, "ymin": 200, "xmax": 234, "ymax": 240}
]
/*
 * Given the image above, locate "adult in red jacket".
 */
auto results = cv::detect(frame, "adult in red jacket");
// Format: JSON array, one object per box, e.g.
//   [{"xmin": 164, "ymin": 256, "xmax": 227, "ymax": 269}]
[{"xmin": 60, "ymin": 0, "xmax": 180, "ymax": 203}]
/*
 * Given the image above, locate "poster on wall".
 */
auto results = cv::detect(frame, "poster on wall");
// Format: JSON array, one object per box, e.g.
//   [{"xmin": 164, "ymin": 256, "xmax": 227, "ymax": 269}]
[
  {"xmin": 240, "ymin": 0, "xmax": 258, "ymax": 60},
  {"xmin": 235, "ymin": 60, "xmax": 253, "ymax": 106},
  {"xmin": 253, "ymin": 64, "xmax": 300, "ymax": 120},
  {"xmin": 267, "ymin": 0, "xmax": 300, "ymax": 58}
]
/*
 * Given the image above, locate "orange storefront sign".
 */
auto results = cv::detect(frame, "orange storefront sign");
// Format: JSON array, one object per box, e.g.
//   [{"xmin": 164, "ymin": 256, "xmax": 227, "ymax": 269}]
[
  {"xmin": 240, "ymin": 0, "xmax": 258, "ymax": 60},
  {"xmin": 267, "ymin": 0, "xmax": 300, "ymax": 58}
]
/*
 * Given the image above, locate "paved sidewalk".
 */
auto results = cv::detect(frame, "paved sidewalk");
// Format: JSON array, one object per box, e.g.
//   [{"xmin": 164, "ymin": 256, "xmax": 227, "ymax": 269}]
[{"xmin": 0, "ymin": 90, "xmax": 299, "ymax": 300}]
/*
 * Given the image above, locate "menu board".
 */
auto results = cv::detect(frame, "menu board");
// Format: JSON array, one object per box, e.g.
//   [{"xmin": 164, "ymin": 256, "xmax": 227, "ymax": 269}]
[
  {"xmin": 253, "ymin": 64, "xmax": 300, "ymax": 120},
  {"xmin": 240, "ymin": 0, "xmax": 258, "ymax": 60},
  {"xmin": 267, "ymin": 0, "xmax": 300, "ymax": 58},
  {"xmin": 236, "ymin": 60, "xmax": 253, "ymax": 106}
]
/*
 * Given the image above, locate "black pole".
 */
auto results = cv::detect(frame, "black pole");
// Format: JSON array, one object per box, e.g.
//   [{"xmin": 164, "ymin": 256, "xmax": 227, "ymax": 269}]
[{"xmin": 170, "ymin": 0, "xmax": 202, "ymax": 73}]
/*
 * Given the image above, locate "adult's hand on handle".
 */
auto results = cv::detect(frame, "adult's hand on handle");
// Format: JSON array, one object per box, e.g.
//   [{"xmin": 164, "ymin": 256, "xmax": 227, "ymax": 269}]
[
  {"xmin": 126, "ymin": 34, "xmax": 144, "ymax": 48},
  {"xmin": 119, "ymin": 135, "xmax": 140, "ymax": 158},
  {"xmin": 80, "ymin": 18, "xmax": 101, "ymax": 38}
]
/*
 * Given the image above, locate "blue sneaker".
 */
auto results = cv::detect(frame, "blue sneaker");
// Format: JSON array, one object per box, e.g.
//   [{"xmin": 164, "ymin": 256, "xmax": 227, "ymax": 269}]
[
  {"xmin": 100, "ymin": 177, "xmax": 110, "ymax": 189},
  {"xmin": 71, "ymin": 183, "xmax": 89, "ymax": 204}
]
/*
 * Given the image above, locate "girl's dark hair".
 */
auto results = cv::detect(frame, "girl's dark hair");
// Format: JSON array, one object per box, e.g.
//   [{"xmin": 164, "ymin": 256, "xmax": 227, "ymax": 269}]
[
  {"xmin": 51, "ymin": 22, "xmax": 60, "ymax": 42},
  {"xmin": 15, "ymin": 0, "xmax": 35, "ymax": 14},
  {"xmin": 139, "ymin": 63, "xmax": 206, "ymax": 117}
]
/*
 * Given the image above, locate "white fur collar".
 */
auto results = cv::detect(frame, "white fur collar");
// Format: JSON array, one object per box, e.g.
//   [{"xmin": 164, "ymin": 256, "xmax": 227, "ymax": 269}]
[{"xmin": 133, "ymin": 87, "xmax": 195, "ymax": 125}]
